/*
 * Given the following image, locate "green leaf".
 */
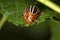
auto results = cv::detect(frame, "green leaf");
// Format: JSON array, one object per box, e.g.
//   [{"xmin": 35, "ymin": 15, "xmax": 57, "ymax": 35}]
[
  {"xmin": 0, "ymin": 0, "xmax": 56, "ymax": 26},
  {"xmin": 54, "ymin": 13, "xmax": 60, "ymax": 21},
  {"xmin": 38, "ymin": 8, "xmax": 55, "ymax": 23},
  {"xmin": 0, "ymin": 0, "xmax": 36, "ymax": 26}
]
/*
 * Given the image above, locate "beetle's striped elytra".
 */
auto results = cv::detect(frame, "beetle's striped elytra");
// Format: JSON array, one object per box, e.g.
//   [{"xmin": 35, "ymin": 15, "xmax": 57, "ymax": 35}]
[{"xmin": 23, "ymin": 5, "xmax": 41, "ymax": 24}]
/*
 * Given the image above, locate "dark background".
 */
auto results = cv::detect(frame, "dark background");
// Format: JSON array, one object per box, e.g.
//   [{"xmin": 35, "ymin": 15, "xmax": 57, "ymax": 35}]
[{"xmin": 0, "ymin": 14, "xmax": 51, "ymax": 40}]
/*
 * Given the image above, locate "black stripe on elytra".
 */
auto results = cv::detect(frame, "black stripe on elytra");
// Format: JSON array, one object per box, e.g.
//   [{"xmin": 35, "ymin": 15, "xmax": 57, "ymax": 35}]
[
  {"xmin": 33, "ymin": 7, "xmax": 37, "ymax": 13},
  {"xmin": 30, "ymin": 5, "xmax": 38, "ymax": 14},
  {"xmin": 29, "ymin": 5, "xmax": 33, "ymax": 13}
]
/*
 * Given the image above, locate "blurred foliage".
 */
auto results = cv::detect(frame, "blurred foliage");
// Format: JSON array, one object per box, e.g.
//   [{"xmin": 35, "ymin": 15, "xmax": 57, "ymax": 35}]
[
  {"xmin": 1, "ymin": 20, "xmax": 50, "ymax": 40},
  {"xmin": 47, "ymin": 18, "xmax": 60, "ymax": 40},
  {"xmin": 0, "ymin": 0, "xmax": 60, "ymax": 40}
]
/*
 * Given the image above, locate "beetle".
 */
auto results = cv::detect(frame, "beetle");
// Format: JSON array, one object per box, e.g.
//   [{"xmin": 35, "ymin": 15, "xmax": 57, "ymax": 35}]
[{"xmin": 22, "ymin": 5, "xmax": 41, "ymax": 24}]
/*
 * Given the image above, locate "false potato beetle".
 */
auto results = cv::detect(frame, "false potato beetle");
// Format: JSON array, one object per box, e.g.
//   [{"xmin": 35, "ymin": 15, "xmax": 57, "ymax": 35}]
[{"xmin": 22, "ymin": 5, "xmax": 41, "ymax": 25}]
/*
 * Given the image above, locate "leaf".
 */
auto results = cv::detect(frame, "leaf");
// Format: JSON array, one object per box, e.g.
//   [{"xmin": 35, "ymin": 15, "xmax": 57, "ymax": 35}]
[
  {"xmin": 38, "ymin": 8, "xmax": 55, "ymax": 23},
  {"xmin": 54, "ymin": 13, "xmax": 60, "ymax": 20},
  {"xmin": 0, "ymin": 0, "xmax": 56, "ymax": 26},
  {"xmin": 0, "ymin": 0, "xmax": 36, "ymax": 26}
]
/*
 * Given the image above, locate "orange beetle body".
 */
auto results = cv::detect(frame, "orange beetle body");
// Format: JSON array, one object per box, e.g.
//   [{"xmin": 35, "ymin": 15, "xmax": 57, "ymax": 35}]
[{"xmin": 23, "ymin": 5, "xmax": 41, "ymax": 24}]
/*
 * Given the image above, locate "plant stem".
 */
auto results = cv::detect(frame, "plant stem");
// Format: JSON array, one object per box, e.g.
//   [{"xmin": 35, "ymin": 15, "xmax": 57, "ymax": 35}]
[
  {"xmin": 0, "ymin": 15, "xmax": 8, "ymax": 29},
  {"xmin": 37, "ymin": 0, "xmax": 60, "ymax": 13}
]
